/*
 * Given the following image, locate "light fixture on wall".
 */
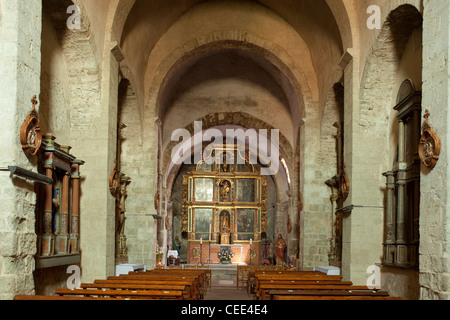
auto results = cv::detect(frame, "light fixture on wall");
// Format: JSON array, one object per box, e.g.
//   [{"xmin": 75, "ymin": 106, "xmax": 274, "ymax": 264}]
[{"xmin": 0, "ymin": 166, "xmax": 53, "ymax": 185}]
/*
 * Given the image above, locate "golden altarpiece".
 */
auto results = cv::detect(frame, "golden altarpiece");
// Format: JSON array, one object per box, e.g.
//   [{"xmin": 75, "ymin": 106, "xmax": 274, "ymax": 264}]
[{"xmin": 182, "ymin": 145, "xmax": 267, "ymax": 265}]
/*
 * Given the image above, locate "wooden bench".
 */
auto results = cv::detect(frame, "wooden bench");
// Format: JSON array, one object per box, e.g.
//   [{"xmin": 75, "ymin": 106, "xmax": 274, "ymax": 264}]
[
  {"xmin": 267, "ymin": 289, "xmax": 390, "ymax": 299},
  {"xmin": 245, "ymin": 268, "xmax": 303, "ymax": 291},
  {"xmin": 14, "ymin": 295, "xmax": 125, "ymax": 300},
  {"xmin": 196, "ymin": 266, "xmax": 212, "ymax": 290},
  {"xmin": 104, "ymin": 278, "xmax": 197, "ymax": 300},
  {"xmin": 139, "ymin": 269, "xmax": 208, "ymax": 290},
  {"xmin": 273, "ymin": 295, "xmax": 403, "ymax": 300},
  {"xmin": 259, "ymin": 284, "xmax": 376, "ymax": 300},
  {"xmin": 81, "ymin": 283, "xmax": 189, "ymax": 299},
  {"xmin": 252, "ymin": 272, "xmax": 346, "ymax": 298},
  {"xmin": 55, "ymin": 288, "xmax": 184, "ymax": 300},
  {"xmin": 109, "ymin": 274, "xmax": 200, "ymax": 299},
  {"xmin": 132, "ymin": 269, "xmax": 207, "ymax": 297},
  {"xmin": 255, "ymin": 280, "xmax": 354, "ymax": 299}
]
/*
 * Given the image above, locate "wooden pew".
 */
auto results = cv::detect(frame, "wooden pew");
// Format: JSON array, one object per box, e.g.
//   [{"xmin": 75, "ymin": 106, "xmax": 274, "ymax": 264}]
[
  {"xmin": 245, "ymin": 267, "xmax": 302, "ymax": 291},
  {"xmin": 81, "ymin": 283, "xmax": 189, "ymax": 299},
  {"xmin": 259, "ymin": 284, "xmax": 376, "ymax": 300},
  {"xmin": 55, "ymin": 288, "xmax": 184, "ymax": 300},
  {"xmin": 267, "ymin": 289, "xmax": 390, "ymax": 299},
  {"xmin": 131, "ymin": 269, "xmax": 207, "ymax": 298},
  {"xmin": 138, "ymin": 269, "xmax": 208, "ymax": 290},
  {"xmin": 256, "ymin": 280, "xmax": 353, "ymax": 300},
  {"xmin": 109, "ymin": 274, "xmax": 201, "ymax": 299},
  {"xmin": 253, "ymin": 272, "xmax": 346, "ymax": 299},
  {"xmin": 196, "ymin": 266, "xmax": 212, "ymax": 290},
  {"xmin": 14, "ymin": 295, "xmax": 125, "ymax": 300},
  {"xmin": 273, "ymin": 295, "xmax": 403, "ymax": 300},
  {"xmin": 103, "ymin": 278, "xmax": 197, "ymax": 300},
  {"xmin": 237, "ymin": 265, "xmax": 249, "ymax": 289}
]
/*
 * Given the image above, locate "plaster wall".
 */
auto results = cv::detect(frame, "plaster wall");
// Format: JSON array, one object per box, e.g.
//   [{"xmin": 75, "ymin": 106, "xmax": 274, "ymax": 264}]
[
  {"xmin": 40, "ymin": 14, "xmax": 71, "ymax": 143},
  {"xmin": 162, "ymin": 52, "xmax": 294, "ymax": 148}
]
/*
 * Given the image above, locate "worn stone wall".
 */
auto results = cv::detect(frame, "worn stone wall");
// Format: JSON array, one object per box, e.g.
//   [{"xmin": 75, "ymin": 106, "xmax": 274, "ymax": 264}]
[
  {"xmin": 420, "ymin": 0, "xmax": 450, "ymax": 300},
  {"xmin": 119, "ymin": 80, "xmax": 156, "ymax": 268},
  {"xmin": 341, "ymin": 4, "xmax": 423, "ymax": 288},
  {"xmin": 33, "ymin": 264, "xmax": 80, "ymax": 296},
  {"xmin": 0, "ymin": 0, "xmax": 42, "ymax": 300},
  {"xmin": 40, "ymin": 13, "xmax": 71, "ymax": 143},
  {"xmin": 380, "ymin": 25, "xmax": 422, "ymax": 299},
  {"xmin": 300, "ymin": 84, "xmax": 342, "ymax": 270}
]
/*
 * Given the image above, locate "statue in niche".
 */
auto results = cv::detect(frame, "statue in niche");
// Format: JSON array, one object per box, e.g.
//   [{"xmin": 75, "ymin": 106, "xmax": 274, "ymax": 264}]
[
  {"xmin": 220, "ymin": 212, "xmax": 230, "ymax": 233},
  {"xmin": 220, "ymin": 180, "xmax": 231, "ymax": 202},
  {"xmin": 219, "ymin": 211, "xmax": 231, "ymax": 245}
]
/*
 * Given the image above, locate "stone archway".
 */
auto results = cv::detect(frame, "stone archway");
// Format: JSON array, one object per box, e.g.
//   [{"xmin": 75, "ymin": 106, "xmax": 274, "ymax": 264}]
[
  {"xmin": 42, "ymin": 0, "xmax": 115, "ymax": 282},
  {"xmin": 341, "ymin": 3, "xmax": 423, "ymax": 286}
]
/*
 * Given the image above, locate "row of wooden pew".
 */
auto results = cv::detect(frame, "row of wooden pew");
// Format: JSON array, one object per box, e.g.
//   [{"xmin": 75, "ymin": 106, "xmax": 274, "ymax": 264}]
[
  {"xmin": 236, "ymin": 265, "xmax": 297, "ymax": 292},
  {"xmin": 251, "ymin": 270, "xmax": 404, "ymax": 300},
  {"xmin": 14, "ymin": 267, "xmax": 211, "ymax": 301}
]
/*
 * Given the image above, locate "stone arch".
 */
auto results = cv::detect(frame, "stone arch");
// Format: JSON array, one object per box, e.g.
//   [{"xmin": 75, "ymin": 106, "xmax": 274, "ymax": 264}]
[
  {"xmin": 105, "ymin": 0, "xmax": 136, "ymax": 43},
  {"xmin": 325, "ymin": 0, "xmax": 356, "ymax": 52},
  {"xmin": 43, "ymin": 0, "xmax": 113, "ymax": 281},
  {"xmin": 144, "ymin": 30, "xmax": 318, "ymax": 135},
  {"xmin": 163, "ymin": 112, "xmax": 293, "ymax": 199},
  {"xmin": 320, "ymin": 83, "xmax": 344, "ymax": 177},
  {"xmin": 360, "ymin": 4, "xmax": 423, "ymax": 132},
  {"xmin": 341, "ymin": 3, "xmax": 423, "ymax": 285},
  {"xmin": 43, "ymin": 0, "xmax": 102, "ymax": 137}
]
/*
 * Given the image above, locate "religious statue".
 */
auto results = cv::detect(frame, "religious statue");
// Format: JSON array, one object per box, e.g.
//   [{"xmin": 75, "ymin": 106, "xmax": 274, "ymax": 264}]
[
  {"xmin": 173, "ymin": 236, "xmax": 181, "ymax": 255},
  {"xmin": 115, "ymin": 173, "xmax": 131, "ymax": 264},
  {"xmin": 274, "ymin": 234, "xmax": 286, "ymax": 266},
  {"xmin": 220, "ymin": 180, "xmax": 231, "ymax": 202},
  {"xmin": 220, "ymin": 213, "xmax": 230, "ymax": 233},
  {"xmin": 117, "ymin": 174, "xmax": 131, "ymax": 236},
  {"xmin": 220, "ymin": 211, "xmax": 231, "ymax": 244}
]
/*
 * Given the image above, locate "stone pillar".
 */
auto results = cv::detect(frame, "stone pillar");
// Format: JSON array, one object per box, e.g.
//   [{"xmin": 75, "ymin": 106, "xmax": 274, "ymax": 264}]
[
  {"xmin": 274, "ymin": 201, "xmax": 287, "ymax": 238},
  {"xmin": 80, "ymin": 42, "xmax": 121, "ymax": 283},
  {"xmin": 0, "ymin": 0, "xmax": 42, "ymax": 299},
  {"xmin": 420, "ymin": 0, "xmax": 450, "ymax": 300},
  {"xmin": 340, "ymin": 49, "xmax": 385, "ymax": 285}
]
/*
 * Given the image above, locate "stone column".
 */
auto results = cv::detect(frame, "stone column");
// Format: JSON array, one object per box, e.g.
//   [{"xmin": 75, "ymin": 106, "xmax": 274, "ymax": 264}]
[
  {"xmin": 340, "ymin": 49, "xmax": 385, "ymax": 285},
  {"xmin": 420, "ymin": 0, "xmax": 450, "ymax": 300},
  {"xmin": 79, "ymin": 41, "xmax": 121, "ymax": 283}
]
